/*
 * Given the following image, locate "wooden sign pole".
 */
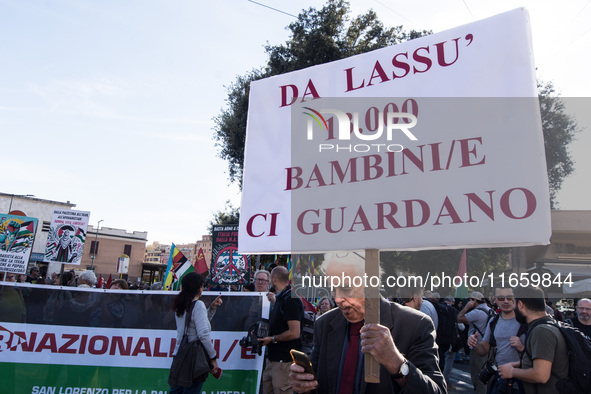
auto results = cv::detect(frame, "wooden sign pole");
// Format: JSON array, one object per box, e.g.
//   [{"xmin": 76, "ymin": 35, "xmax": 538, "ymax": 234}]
[{"xmin": 364, "ymin": 249, "xmax": 380, "ymax": 383}]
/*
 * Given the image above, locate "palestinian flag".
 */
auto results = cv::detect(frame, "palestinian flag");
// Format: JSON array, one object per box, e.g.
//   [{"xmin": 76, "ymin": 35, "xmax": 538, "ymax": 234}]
[
  {"xmin": 171, "ymin": 259, "xmax": 195, "ymax": 291},
  {"xmin": 74, "ymin": 227, "xmax": 86, "ymax": 242},
  {"xmin": 16, "ymin": 221, "xmax": 35, "ymax": 238}
]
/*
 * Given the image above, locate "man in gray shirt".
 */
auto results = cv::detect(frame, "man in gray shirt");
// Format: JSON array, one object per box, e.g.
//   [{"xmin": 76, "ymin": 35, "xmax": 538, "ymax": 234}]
[
  {"xmin": 468, "ymin": 286, "xmax": 525, "ymax": 393},
  {"xmin": 421, "ymin": 290, "xmax": 439, "ymax": 330},
  {"xmin": 458, "ymin": 291, "xmax": 492, "ymax": 394}
]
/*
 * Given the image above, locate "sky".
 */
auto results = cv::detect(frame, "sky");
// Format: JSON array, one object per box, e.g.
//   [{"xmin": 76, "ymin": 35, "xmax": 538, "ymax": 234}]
[{"xmin": 1, "ymin": 0, "xmax": 590, "ymax": 245}]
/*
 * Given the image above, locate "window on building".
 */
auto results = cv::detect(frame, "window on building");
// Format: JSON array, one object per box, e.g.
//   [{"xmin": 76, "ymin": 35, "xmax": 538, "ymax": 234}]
[
  {"xmin": 124, "ymin": 244, "xmax": 132, "ymax": 256},
  {"xmin": 90, "ymin": 241, "xmax": 99, "ymax": 255}
]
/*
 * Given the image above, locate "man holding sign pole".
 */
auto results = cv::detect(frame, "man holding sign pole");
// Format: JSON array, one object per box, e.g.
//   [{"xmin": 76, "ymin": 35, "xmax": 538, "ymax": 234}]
[{"xmin": 289, "ymin": 252, "xmax": 445, "ymax": 393}]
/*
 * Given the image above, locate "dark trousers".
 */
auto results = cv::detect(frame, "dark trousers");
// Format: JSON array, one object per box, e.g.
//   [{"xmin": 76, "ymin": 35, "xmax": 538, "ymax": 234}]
[{"xmin": 437, "ymin": 345, "xmax": 447, "ymax": 374}]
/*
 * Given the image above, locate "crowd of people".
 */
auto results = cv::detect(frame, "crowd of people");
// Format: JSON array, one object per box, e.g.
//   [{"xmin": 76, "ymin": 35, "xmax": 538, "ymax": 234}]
[
  {"xmin": 2, "ymin": 255, "xmax": 591, "ymax": 394},
  {"xmin": 1, "ymin": 266, "xmax": 159, "ymax": 289}
]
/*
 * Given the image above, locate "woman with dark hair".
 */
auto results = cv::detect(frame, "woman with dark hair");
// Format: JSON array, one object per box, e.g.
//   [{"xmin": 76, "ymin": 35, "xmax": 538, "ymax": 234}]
[
  {"xmin": 109, "ymin": 279, "xmax": 129, "ymax": 290},
  {"xmin": 169, "ymin": 272, "xmax": 222, "ymax": 393},
  {"xmin": 316, "ymin": 297, "xmax": 335, "ymax": 318},
  {"xmin": 60, "ymin": 271, "xmax": 74, "ymax": 286}
]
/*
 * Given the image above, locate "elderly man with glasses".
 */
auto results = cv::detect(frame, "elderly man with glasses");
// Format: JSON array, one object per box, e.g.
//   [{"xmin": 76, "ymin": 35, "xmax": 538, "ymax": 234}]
[
  {"xmin": 289, "ymin": 251, "xmax": 445, "ymax": 394},
  {"xmin": 565, "ymin": 298, "xmax": 591, "ymax": 341},
  {"xmin": 253, "ymin": 269, "xmax": 271, "ymax": 292}
]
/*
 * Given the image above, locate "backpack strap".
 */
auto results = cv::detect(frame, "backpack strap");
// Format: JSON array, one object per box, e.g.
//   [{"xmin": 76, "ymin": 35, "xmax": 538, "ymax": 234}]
[
  {"xmin": 488, "ymin": 314, "xmax": 501, "ymax": 349},
  {"xmin": 473, "ymin": 306, "xmax": 493, "ymax": 337},
  {"xmin": 516, "ymin": 321, "xmax": 528, "ymax": 338}
]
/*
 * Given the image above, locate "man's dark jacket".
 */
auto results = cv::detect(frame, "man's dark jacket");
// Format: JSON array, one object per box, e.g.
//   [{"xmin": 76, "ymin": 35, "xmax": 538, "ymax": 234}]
[{"xmin": 310, "ymin": 297, "xmax": 446, "ymax": 393}]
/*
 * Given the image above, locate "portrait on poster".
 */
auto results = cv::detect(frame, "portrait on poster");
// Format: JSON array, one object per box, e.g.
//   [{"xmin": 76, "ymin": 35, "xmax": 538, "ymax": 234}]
[{"xmin": 44, "ymin": 209, "xmax": 90, "ymax": 265}]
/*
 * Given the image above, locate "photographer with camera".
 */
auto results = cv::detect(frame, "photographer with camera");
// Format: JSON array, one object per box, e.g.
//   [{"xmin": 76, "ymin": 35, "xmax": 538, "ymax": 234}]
[
  {"xmin": 458, "ymin": 291, "xmax": 493, "ymax": 394},
  {"xmin": 258, "ymin": 266, "xmax": 304, "ymax": 394},
  {"xmin": 467, "ymin": 286, "xmax": 526, "ymax": 394}
]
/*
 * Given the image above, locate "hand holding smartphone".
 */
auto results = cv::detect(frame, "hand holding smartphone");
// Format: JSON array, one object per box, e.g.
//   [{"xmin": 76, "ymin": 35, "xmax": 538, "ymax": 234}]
[{"xmin": 290, "ymin": 349, "xmax": 316, "ymax": 378}]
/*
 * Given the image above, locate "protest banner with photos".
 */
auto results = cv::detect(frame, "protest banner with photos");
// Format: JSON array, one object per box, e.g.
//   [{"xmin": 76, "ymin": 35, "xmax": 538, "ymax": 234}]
[
  {"xmin": 239, "ymin": 8, "xmax": 551, "ymax": 254},
  {"xmin": 0, "ymin": 214, "xmax": 38, "ymax": 274},
  {"xmin": 0, "ymin": 283, "xmax": 269, "ymax": 394},
  {"xmin": 44, "ymin": 209, "xmax": 90, "ymax": 265}
]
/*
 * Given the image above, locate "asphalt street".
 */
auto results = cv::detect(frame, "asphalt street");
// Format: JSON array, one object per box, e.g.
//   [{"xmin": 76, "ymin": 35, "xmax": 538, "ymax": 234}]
[{"xmin": 446, "ymin": 355, "xmax": 475, "ymax": 393}]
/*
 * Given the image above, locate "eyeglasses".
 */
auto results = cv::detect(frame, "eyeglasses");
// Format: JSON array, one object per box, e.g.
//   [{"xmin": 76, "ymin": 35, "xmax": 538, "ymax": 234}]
[
  {"xmin": 576, "ymin": 307, "xmax": 591, "ymax": 312},
  {"xmin": 496, "ymin": 297, "xmax": 514, "ymax": 302},
  {"xmin": 255, "ymin": 278, "xmax": 269, "ymax": 283}
]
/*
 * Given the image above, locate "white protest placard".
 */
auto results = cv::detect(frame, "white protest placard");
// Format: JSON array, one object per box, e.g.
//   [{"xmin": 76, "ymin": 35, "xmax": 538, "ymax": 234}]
[
  {"xmin": 44, "ymin": 209, "xmax": 90, "ymax": 265},
  {"xmin": 239, "ymin": 8, "xmax": 551, "ymax": 253},
  {"xmin": 0, "ymin": 214, "xmax": 38, "ymax": 274}
]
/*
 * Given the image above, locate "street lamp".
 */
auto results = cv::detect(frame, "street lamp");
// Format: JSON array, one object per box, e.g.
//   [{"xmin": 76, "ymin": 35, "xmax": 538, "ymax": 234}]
[{"xmin": 90, "ymin": 220, "xmax": 103, "ymax": 270}]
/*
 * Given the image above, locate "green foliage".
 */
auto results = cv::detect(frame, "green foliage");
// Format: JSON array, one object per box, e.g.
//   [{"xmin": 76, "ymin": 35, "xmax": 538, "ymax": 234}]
[
  {"xmin": 207, "ymin": 200, "xmax": 240, "ymax": 234},
  {"xmin": 538, "ymin": 81, "xmax": 579, "ymax": 207},
  {"xmin": 213, "ymin": 70, "xmax": 266, "ymax": 186},
  {"xmin": 265, "ymin": 0, "xmax": 427, "ymax": 75}
]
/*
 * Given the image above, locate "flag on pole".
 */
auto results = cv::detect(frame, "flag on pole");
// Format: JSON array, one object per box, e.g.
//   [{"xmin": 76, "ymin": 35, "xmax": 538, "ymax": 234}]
[
  {"xmin": 162, "ymin": 245, "xmax": 176, "ymax": 290},
  {"xmin": 97, "ymin": 275, "xmax": 103, "ymax": 289},
  {"xmin": 300, "ymin": 296, "xmax": 317, "ymax": 313},
  {"xmin": 106, "ymin": 274, "xmax": 112, "ymax": 289},
  {"xmin": 171, "ymin": 259, "xmax": 195, "ymax": 291},
  {"xmin": 163, "ymin": 243, "xmax": 192, "ymax": 290},
  {"xmin": 294, "ymin": 254, "xmax": 302, "ymax": 277},
  {"xmin": 455, "ymin": 249, "xmax": 469, "ymax": 299},
  {"xmin": 195, "ymin": 247, "xmax": 209, "ymax": 275}
]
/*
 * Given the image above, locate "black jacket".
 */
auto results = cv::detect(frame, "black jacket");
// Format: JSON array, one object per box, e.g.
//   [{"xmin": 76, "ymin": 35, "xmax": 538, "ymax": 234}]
[{"xmin": 310, "ymin": 297, "xmax": 446, "ymax": 393}]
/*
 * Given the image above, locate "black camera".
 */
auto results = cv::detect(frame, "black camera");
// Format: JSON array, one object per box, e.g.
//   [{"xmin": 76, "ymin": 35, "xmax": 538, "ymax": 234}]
[
  {"xmin": 239, "ymin": 319, "xmax": 270, "ymax": 356},
  {"xmin": 478, "ymin": 361, "xmax": 498, "ymax": 384}
]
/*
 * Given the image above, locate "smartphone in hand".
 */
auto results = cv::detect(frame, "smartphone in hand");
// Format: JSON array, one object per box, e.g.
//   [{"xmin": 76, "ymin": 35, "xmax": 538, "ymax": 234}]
[{"xmin": 290, "ymin": 349, "xmax": 316, "ymax": 378}]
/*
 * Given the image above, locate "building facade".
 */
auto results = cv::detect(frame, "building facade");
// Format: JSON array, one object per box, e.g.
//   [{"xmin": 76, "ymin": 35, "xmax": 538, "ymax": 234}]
[
  {"xmin": 511, "ymin": 210, "xmax": 591, "ymax": 299},
  {"xmin": 142, "ymin": 242, "xmax": 170, "ymax": 284},
  {"xmin": 70, "ymin": 225, "xmax": 148, "ymax": 283},
  {"xmin": 176, "ymin": 243, "xmax": 196, "ymax": 263}
]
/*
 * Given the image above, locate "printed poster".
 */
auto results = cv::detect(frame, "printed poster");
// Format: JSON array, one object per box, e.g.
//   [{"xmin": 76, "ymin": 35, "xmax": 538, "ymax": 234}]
[
  {"xmin": 211, "ymin": 225, "xmax": 250, "ymax": 285},
  {"xmin": 0, "ymin": 214, "xmax": 38, "ymax": 274},
  {"xmin": 44, "ymin": 209, "xmax": 90, "ymax": 265}
]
